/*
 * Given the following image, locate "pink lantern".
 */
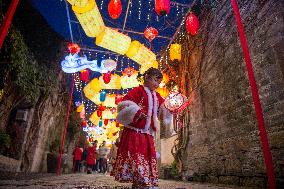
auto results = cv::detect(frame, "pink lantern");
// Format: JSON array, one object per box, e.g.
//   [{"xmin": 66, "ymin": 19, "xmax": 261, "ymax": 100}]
[
  {"xmin": 144, "ymin": 27, "xmax": 158, "ymax": 42},
  {"xmin": 186, "ymin": 13, "xmax": 200, "ymax": 36},
  {"xmin": 155, "ymin": 0, "xmax": 170, "ymax": 16},
  {"xmin": 108, "ymin": 0, "xmax": 122, "ymax": 19}
]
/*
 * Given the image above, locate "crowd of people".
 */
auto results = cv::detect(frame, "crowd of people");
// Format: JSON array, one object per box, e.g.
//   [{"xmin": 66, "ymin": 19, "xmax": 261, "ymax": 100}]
[{"xmin": 72, "ymin": 140, "xmax": 117, "ymax": 174}]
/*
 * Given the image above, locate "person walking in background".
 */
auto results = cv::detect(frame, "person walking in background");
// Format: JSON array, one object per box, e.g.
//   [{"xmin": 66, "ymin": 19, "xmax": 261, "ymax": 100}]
[
  {"xmin": 72, "ymin": 145, "xmax": 83, "ymax": 173},
  {"xmin": 98, "ymin": 141, "xmax": 110, "ymax": 174},
  {"xmin": 86, "ymin": 140, "xmax": 97, "ymax": 174},
  {"xmin": 111, "ymin": 68, "xmax": 172, "ymax": 189}
]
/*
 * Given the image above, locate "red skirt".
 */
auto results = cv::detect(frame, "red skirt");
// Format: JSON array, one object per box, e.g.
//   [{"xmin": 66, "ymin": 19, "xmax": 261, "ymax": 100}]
[{"xmin": 111, "ymin": 128, "xmax": 158, "ymax": 187}]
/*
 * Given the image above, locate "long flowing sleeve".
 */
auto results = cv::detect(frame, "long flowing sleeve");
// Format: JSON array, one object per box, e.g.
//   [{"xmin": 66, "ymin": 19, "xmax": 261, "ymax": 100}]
[{"xmin": 116, "ymin": 86, "xmax": 147, "ymax": 129}]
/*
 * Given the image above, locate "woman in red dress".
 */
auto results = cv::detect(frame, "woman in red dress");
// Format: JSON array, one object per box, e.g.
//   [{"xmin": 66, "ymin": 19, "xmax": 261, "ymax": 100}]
[
  {"xmin": 86, "ymin": 140, "xmax": 97, "ymax": 174},
  {"xmin": 111, "ymin": 68, "xmax": 172, "ymax": 189}
]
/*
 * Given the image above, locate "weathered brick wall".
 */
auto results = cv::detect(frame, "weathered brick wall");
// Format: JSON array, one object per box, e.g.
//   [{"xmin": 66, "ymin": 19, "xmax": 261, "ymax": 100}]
[{"xmin": 170, "ymin": 0, "xmax": 284, "ymax": 187}]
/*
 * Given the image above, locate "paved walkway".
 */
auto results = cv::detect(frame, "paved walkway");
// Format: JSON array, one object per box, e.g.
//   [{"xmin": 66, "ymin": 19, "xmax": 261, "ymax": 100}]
[{"xmin": 0, "ymin": 173, "xmax": 244, "ymax": 189}]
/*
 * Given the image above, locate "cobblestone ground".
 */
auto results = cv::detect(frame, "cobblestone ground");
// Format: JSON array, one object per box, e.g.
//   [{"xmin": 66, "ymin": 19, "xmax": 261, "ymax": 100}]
[{"xmin": 0, "ymin": 173, "xmax": 245, "ymax": 189}]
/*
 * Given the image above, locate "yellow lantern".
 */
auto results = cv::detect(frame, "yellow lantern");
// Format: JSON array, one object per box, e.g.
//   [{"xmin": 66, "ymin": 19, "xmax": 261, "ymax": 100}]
[
  {"xmin": 170, "ymin": 43, "xmax": 181, "ymax": 61},
  {"xmin": 99, "ymin": 74, "xmax": 121, "ymax": 89},
  {"xmin": 102, "ymin": 108, "xmax": 117, "ymax": 119},
  {"xmin": 127, "ymin": 43, "xmax": 156, "ymax": 66},
  {"xmin": 96, "ymin": 27, "xmax": 131, "ymax": 55},
  {"xmin": 102, "ymin": 94, "xmax": 116, "ymax": 107},
  {"xmin": 76, "ymin": 104, "xmax": 85, "ymax": 112},
  {"xmin": 69, "ymin": 0, "xmax": 105, "ymax": 37},
  {"xmin": 126, "ymin": 40, "xmax": 141, "ymax": 58},
  {"xmin": 120, "ymin": 73, "xmax": 140, "ymax": 89},
  {"xmin": 156, "ymin": 87, "xmax": 169, "ymax": 98},
  {"xmin": 89, "ymin": 78, "xmax": 101, "ymax": 92},
  {"xmin": 90, "ymin": 111, "xmax": 100, "ymax": 125}
]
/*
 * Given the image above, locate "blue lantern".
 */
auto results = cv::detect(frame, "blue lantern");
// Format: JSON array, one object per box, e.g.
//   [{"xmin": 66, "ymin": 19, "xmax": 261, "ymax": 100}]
[
  {"xmin": 99, "ymin": 119, "xmax": 103, "ymax": 127},
  {"xmin": 100, "ymin": 91, "xmax": 107, "ymax": 102}
]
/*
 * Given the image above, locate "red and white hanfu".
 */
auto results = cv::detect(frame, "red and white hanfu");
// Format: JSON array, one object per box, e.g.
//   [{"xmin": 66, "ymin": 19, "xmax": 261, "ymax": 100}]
[{"xmin": 111, "ymin": 85, "xmax": 172, "ymax": 188}]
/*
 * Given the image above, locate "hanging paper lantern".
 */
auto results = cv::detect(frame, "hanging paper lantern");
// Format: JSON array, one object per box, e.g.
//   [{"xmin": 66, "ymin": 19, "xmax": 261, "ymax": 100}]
[
  {"xmin": 81, "ymin": 120, "xmax": 87, "ymax": 127},
  {"xmin": 69, "ymin": 0, "xmax": 105, "ymax": 37},
  {"xmin": 102, "ymin": 59, "xmax": 117, "ymax": 71},
  {"xmin": 99, "ymin": 74, "xmax": 121, "ymax": 90},
  {"xmin": 115, "ymin": 94, "xmax": 124, "ymax": 105},
  {"xmin": 186, "ymin": 13, "xmax": 200, "ymax": 36},
  {"xmin": 68, "ymin": 43, "xmax": 80, "ymax": 54},
  {"xmin": 144, "ymin": 27, "xmax": 158, "ymax": 42},
  {"xmin": 155, "ymin": 0, "xmax": 170, "ymax": 16},
  {"xmin": 98, "ymin": 104, "xmax": 106, "ymax": 111},
  {"xmin": 90, "ymin": 78, "xmax": 101, "ymax": 92},
  {"xmin": 80, "ymin": 107, "xmax": 86, "ymax": 119},
  {"xmin": 97, "ymin": 110, "xmax": 102, "ymax": 117},
  {"xmin": 164, "ymin": 91, "xmax": 188, "ymax": 112},
  {"xmin": 126, "ymin": 40, "xmax": 140, "ymax": 58},
  {"xmin": 99, "ymin": 119, "xmax": 103, "ymax": 127},
  {"xmin": 108, "ymin": 0, "xmax": 122, "ymax": 19},
  {"xmin": 110, "ymin": 107, "xmax": 116, "ymax": 114},
  {"xmin": 75, "ymin": 101, "xmax": 82, "ymax": 107},
  {"xmin": 170, "ymin": 43, "xmax": 181, "ymax": 61},
  {"xmin": 80, "ymin": 69, "xmax": 90, "ymax": 82},
  {"xmin": 103, "ymin": 72, "xmax": 112, "ymax": 84},
  {"xmin": 104, "ymin": 119, "xmax": 109, "ymax": 125},
  {"xmin": 96, "ymin": 27, "xmax": 131, "ymax": 55},
  {"xmin": 100, "ymin": 91, "xmax": 107, "ymax": 102},
  {"xmin": 122, "ymin": 67, "xmax": 137, "ymax": 77},
  {"xmin": 116, "ymin": 122, "xmax": 120, "ymax": 128},
  {"xmin": 76, "ymin": 104, "xmax": 85, "ymax": 112}
]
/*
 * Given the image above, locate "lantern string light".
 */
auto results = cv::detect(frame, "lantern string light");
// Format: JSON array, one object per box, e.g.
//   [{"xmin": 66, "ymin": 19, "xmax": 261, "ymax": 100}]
[{"xmin": 138, "ymin": 0, "xmax": 142, "ymax": 19}]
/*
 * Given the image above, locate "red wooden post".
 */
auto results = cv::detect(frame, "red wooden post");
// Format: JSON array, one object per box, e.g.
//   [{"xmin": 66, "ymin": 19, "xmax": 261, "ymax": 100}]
[
  {"xmin": 0, "ymin": 0, "xmax": 20, "ymax": 49},
  {"xmin": 57, "ymin": 75, "xmax": 75, "ymax": 175},
  {"xmin": 231, "ymin": 0, "xmax": 276, "ymax": 188}
]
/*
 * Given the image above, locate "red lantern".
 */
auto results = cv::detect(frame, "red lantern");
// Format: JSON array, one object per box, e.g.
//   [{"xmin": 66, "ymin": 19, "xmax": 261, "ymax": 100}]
[
  {"xmin": 186, "ymin": 13, "xmax": 199, "ymax": 36},
  {"xmin": 144, "ymin": 27, "xmax": 158, "ymax": 42},
  {"xmin": 103, "ymin": 72, "xmax": 112, "ymax": 84},
  {"xmin": 81, "ymin": 120, "xmax": 87, "ymax": 127},
  {"xmin": 98, "ymin": 104, "xmax": 106, "ymax": 111},
  {"xmin": 108, "ymin": 0, "xmax": 122, "ymax": 19},
  {"xmin": 155, "ymin": 0, "xmax": 170, "ymax": 16},
  {"xmin": 116, "ymin": 122, "xmax": 120, "ymax": 128},
  {"xmin": 97, "ymin": 110, "xmax": 102, "ymax": 117},
  {"xmin": 68, "ymin": 43, "xmax": 80, "ymax": 54},
  {"xmin": 80, "ymin": 69, "xmax": 90, "ymax": 82},
  {"xmin": 115, "ymin": 94, "xmax": 124, "ymax": 105},
  {"xmin": 104, "ymin": 119, "xmax": 109, "ymax": 125}
]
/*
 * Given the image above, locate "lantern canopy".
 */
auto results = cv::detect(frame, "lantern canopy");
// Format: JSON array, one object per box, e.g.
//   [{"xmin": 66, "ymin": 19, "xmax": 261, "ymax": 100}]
[
  {"xmin": 155, "ymin": 0, "xmax": 170, "ymax": 16},
  {"xmin": 108, "ymin": 0, "xmax": 122, "ymax": 19},
  {"xmin": 186, "ymin": 13, "xmax": 200, "ymax": 36},
  {"xmin": 144, "ymin": 27, "xmax": 158, "ymax": 42}
]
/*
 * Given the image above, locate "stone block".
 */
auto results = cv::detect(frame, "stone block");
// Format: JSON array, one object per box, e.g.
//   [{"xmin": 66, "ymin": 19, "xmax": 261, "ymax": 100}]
[
  {"xmin": 218, "ymin": 176, "xmax": 239, "ymax": 185},
  {"xmin": 240, "ymin": 176, "xmax": 266, "ymax": 188}
]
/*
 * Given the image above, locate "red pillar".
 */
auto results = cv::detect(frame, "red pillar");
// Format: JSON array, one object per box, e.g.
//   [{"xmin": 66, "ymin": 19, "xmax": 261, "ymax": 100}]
[
  {"xmin": 231, "ymin": 0, "xmax": 276, "ymax": 188},
  {"xmin": 0, "ymin": 0, "xmax": 20, "ymax": 49},
  {"xmin": 57, "ymin": 75, "xmax": 75, "ymax": 175}
]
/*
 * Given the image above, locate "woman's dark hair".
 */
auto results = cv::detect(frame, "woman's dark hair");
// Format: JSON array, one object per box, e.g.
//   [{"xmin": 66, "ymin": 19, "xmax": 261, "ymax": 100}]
[{"xmin": 139, "ymin": 67, "xmax": 163, "ymax": 80}]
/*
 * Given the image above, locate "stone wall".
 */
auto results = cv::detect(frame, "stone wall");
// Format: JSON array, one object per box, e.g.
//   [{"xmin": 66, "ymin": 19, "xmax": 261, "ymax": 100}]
[{"xmin": 168, "ymin": 0, "xmax": 284, "ymax": 187}]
